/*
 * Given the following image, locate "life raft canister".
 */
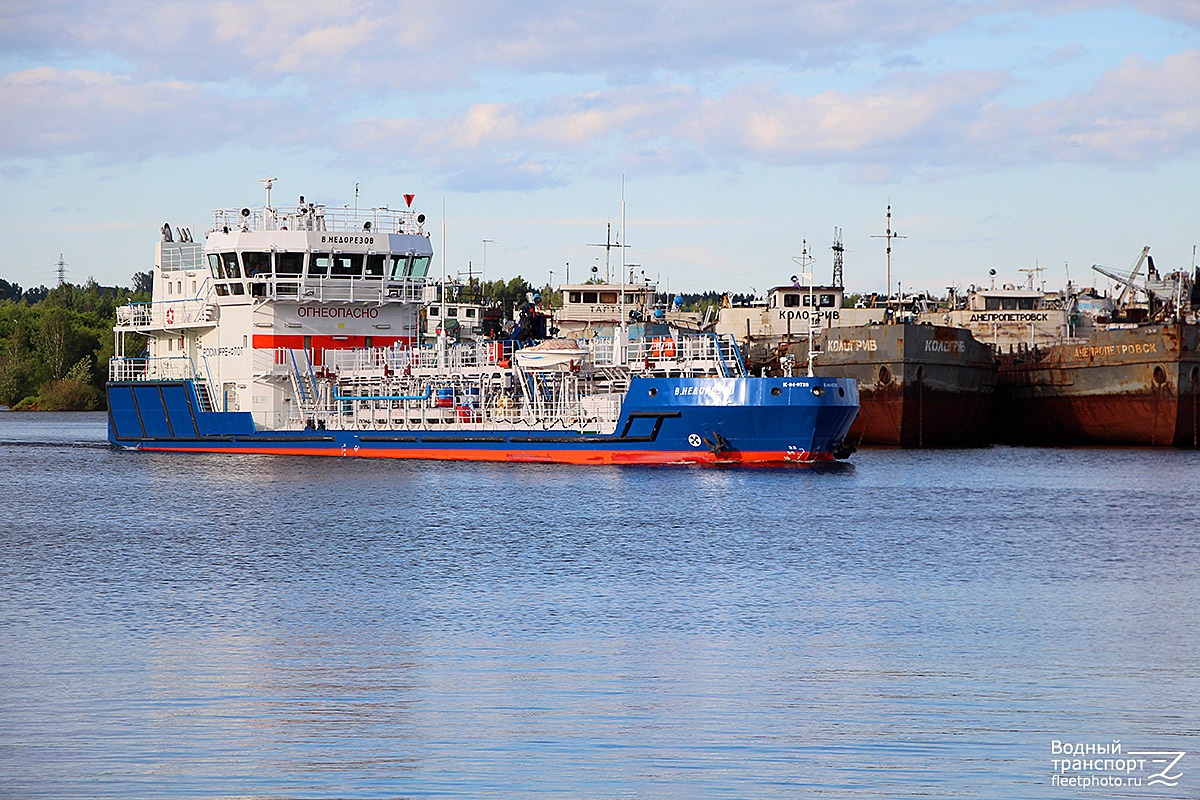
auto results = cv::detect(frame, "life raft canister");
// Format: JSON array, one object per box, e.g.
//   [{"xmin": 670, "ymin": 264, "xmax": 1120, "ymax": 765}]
[{"xmin": 651, "ymin": 337, "xmax": 676, "ymax": 358}]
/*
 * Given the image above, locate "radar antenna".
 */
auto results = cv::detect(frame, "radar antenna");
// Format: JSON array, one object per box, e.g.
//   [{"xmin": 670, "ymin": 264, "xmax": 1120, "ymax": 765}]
[{"xmin": 259, "ymin": 177, "xmax": 277, "ymax": 209}]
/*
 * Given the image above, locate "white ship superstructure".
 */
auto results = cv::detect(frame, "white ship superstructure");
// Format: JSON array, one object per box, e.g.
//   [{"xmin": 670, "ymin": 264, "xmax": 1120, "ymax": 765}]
[{"xmin": 113, "ymin": 182, "xmax": 432, "ymax": 430}]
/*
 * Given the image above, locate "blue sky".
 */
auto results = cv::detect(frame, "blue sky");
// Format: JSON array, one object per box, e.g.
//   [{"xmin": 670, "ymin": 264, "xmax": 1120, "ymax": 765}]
[{"xmin": 1, "ymin": 1, "xmax": 1198, "ymax": 296}]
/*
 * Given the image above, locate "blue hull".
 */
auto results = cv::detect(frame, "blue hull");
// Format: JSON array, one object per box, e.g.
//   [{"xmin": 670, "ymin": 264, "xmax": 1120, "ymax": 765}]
[{"xmin": 106, "ymin": 376, "xmax": 858, "ymax": 465}]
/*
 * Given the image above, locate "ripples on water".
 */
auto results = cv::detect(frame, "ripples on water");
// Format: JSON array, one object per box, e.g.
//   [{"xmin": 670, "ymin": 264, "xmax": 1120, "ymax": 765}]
[{"xmin": 1, "ymin": 412, "xmax": 1197, "ymax": 798}]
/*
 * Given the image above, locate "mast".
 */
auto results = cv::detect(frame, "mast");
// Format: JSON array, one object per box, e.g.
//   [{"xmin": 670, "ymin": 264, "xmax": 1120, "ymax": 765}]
[
  {"xmin": 871, "ymin": 204, "xmax": 906, "ymax": 317},
  {"xmin": 587, "ymin": 221, "xmax": 629, "ymax": 284},
  {"xmin": 792, "ymin": 241, "xmax": 816, "ymax": 377},
  {"xmin": 831, "ymin": 227, "xmax": 844, "ymax": 289},
  {"xmin": 620, "ymin": 176, "xmax": 627, "ymax": 349}
]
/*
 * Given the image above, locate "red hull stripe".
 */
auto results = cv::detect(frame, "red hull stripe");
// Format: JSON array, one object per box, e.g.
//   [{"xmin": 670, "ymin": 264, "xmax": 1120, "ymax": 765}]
[
  {"xmin": 131, "ymin": 445, "xmax": 836, "ymax": 465},
  {"xmin": 251, "ymin": 334, "xmax": 408, "ymax": 350}
]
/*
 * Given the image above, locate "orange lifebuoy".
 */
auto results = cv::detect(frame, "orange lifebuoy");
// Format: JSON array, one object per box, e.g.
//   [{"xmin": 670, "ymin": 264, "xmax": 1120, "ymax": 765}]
[
  {"xmin": 651, "ymin": 336, "xmax": 676, "ymax": 358},
  {"xmin": 165, "ymin": 308, "xmax": 175, "ymax": 324}
]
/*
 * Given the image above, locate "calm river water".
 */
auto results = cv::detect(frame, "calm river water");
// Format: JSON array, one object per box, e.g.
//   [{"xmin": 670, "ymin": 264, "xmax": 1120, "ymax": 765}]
[{"xmin": 1, "ymin": 411, "xmax": 1196, "ymax": 799}]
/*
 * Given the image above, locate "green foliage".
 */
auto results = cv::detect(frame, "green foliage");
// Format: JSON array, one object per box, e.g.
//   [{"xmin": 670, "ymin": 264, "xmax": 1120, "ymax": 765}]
[
  {"xmin": 0, "ymin": 277, "xmax": 133, "ymax": 410},
  {"xmin": 481, "ymin": 276, "xmax": 535, "ymax": 316}
]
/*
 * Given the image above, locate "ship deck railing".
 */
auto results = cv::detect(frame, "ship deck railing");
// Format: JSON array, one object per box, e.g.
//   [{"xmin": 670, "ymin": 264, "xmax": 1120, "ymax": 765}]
[
  {"xmin": 251, "ymin": 276, "xmax": 425, "ymax": 304},
  {"xmin": 110, "ymin": 356, "xmax": 206, "ymax": 383},
  {"xmin": 212, "ymin": 205, "xmax": 424, "ymax": 235},
  {"xmin": 624, "ymin": 332, "xmax": 746, "ymax": 377},
  {"xmin": 273, "ymin": 371, "xmax": 624, "ymax": 435},
  {"xmin": 315, "ymin": 332, "xmax": 747, "ymax": 379},
  {"xmin": 115, "ymin": 296, "xmax": 217, "ymax": 330}
]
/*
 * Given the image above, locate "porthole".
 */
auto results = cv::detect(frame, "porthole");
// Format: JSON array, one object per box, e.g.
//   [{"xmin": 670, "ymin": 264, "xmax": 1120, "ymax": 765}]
[
  {"xmin": 648, "ymin": 387, "xmax": 658, "ymax": 397},
  {"xmin": 771, "ymin": 387, "xmax": 782, "ymax": 397},
  {"xmin": 1153, "ymin": 365, "xmax": 1167, "ymax": 385},
  {"xmin": 812, "ymin": 385, "xmax": 825, "ymax": 397},
  {"xmin": 878, "ymin": 365, "xmax": 892, "ymax": 384}
]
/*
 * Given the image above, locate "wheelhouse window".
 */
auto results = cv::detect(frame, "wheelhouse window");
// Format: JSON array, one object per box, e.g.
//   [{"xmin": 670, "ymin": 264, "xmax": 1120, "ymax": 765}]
[
  {"xmin": 582, "ymin": 291, "xmax": 598, "ymax": 304},
  {"xmin": 599, "ymin": 292, "xmax": 618, "ymax": 304},
  {"xmin": 783, "ymin": 293, "xmax": 801, "ymax": 308},
  {"xmin": 309, "ymin": 254, "xmax": 330, "ymax": 278},
  {"xmin": 208, "ymin": 253, "xmax": 225, "ymax": 279},
  {"xmin": 800, "ymin": 293, "xmax": 838, "ymax": 307},
  {"xmin": 984, "ymin": 296, "xmax": 1034, "ymax": 311},
  {"xmin": 408, "ymin": 255, "xmax": 432, "ymax": 278},
  {"xmin": 220, "ymin": 252, "xmax": 241, "ymax": 279},
  {"xmin": 331, "ymin": 253, "xmax": 364, "ymax": 278},
  {"xmin": 277, "ymin": 252, "xmax": 303, "ymax": 275},
  {"xmin": 365, "ymin": 254, "xmax": 386, "ymax": 278},
  {"xmin": 386, "ymin": 255, "xmax": 407, "ymax": 280},
  {"xmin": 569, "ymin": 291, "xmax": 582, "ymax": 304},
  {"xmin": 243, "ymin": 251, "xmax": 270, "ymax": 277}
]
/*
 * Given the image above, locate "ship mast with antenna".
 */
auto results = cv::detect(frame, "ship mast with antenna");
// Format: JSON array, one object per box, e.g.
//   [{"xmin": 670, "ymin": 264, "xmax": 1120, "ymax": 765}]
[
  {"xmin": 831, "ymin": 227, "xmax": 844, "ymax": 289},
  {"xmin": 587, "ymin": 221, "xmax": 629, "ymax": 284},
  {"xmin": 791, "ymin": 240, "xmax": 817, "ymax": 377},
  {"xmin": 871, "ymin": 205, "xmax": 906, "ymax": 318}
]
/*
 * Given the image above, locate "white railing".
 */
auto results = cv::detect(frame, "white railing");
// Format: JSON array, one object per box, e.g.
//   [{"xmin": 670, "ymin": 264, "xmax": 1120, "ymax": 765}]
[
  {"xmin": 109, "ymin": 356, "xmax": 201, "ymax": 382},
  {"xmin": 212, "ymin": 205, "xmax": 426, "ymax": 235},
  {"xmin": 319, "ymin": 333, "xmax": 745, "ymax": 379},
  {"xmin": 115, "ymin": 297, "xmax": 215, "ymax": 329},
  {"xmin": 325, "ymin": 340, "xmax": 513, "ymax": 375},
  {"xmin": 280, "ymin": 277, "xmax": 424, "ymax": 304}
]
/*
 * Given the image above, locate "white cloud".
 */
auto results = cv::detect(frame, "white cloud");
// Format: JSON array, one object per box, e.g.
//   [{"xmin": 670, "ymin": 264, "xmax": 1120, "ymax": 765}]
[
  {"xmin": 330, "ymin": 46, "xmax": 1200, "ymax": 188},
  {"xmin": 973, "ymin": 49, "xmax": 1200, "ymax": 164},
  {"xmin": 0, "ymin": 67, "xmax": 290, "ymax": 160},
  {"xmin": 2, "ymin": 1, "xmax": 1198, "ymax": 187}
]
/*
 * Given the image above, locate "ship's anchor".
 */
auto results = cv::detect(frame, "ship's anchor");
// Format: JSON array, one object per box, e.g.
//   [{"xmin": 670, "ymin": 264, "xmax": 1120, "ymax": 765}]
[{"xmin": 702, "ymin": 431, "xmax": 729, "ymax": 454}]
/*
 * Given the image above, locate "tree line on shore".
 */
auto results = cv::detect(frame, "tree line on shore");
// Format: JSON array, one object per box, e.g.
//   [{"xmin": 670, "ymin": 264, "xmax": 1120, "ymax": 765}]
[{"xmin": 0, "ymin": 275, "xmax": 150, "ymax": 410}]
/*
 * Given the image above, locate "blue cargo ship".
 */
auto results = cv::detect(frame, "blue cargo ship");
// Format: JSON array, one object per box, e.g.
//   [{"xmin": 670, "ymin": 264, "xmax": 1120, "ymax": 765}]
[{"xmin": 106, "ymin": 182, "xmax": 858, "ymax": 465}]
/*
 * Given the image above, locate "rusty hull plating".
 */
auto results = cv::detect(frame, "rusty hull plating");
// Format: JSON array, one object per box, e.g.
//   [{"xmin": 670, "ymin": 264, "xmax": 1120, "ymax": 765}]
[{"xmin": 997, "ymin": 323, "xmax": 1200, "ymax": 447}]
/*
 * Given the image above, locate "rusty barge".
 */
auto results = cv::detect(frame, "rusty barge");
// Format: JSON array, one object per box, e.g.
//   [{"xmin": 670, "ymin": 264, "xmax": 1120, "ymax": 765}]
[
  {"xmin": 815, "ymin": 323, "xmax": 997, "ymax": 448},
  {"xmin": 988, "ymin": 249, "xmax": 1200, "ymax": 447},
  {"xmin": 716, "ymin": 211, "xmax": 1200, "ymax": 449},
  {"xmin": 937, "ymin": 248, "xmax": 1200, "ymax": 447},
  {"xmin": 995, "ymin": 323, "xmax": 1200, "ymax": 447}
]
